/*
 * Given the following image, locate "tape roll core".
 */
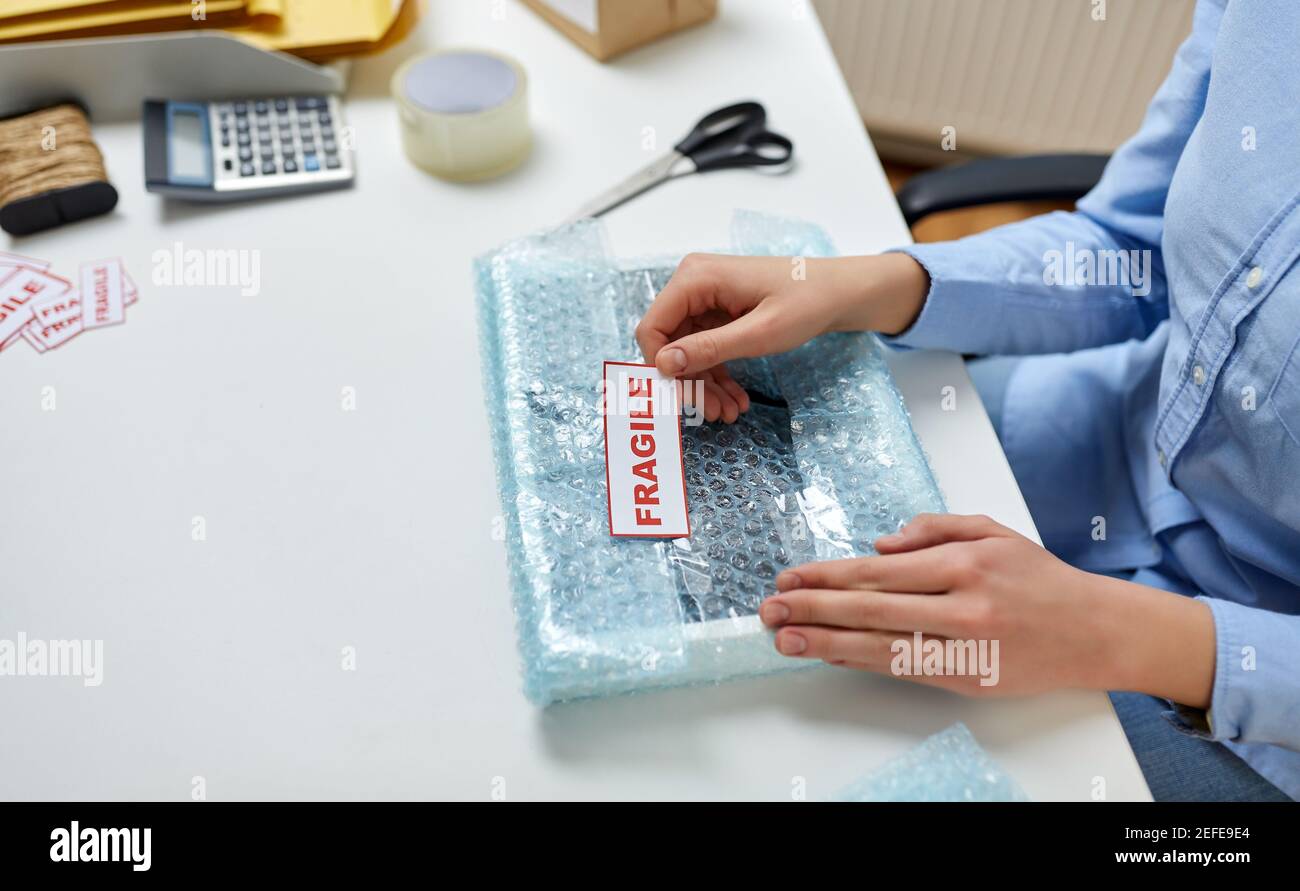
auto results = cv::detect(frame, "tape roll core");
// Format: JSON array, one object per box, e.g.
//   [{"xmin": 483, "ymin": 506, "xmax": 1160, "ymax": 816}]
[{"xmin": 392, "ymin": 49, "xmax": 531, "ymax": 182}]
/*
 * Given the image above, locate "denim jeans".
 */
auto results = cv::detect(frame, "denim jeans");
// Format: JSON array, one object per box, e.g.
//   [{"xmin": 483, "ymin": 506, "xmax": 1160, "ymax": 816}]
[{"xmin": 1108, "ymin": 692, "xmax": 1291, "ymax": 801}]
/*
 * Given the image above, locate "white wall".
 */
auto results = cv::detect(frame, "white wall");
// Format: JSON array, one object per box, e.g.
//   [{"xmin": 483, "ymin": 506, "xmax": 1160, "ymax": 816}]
[{"xmin": 813, "ymin": 0, "xmax": 1195, "ymax": 162}]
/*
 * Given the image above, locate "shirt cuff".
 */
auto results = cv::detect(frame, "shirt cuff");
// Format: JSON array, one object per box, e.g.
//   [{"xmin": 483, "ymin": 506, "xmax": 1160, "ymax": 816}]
[
  {"xmin": 1192, "ymin": 595, "xmax": 1300, "ymax": 749},
  {"xmin": 879, "ymin": 243, "xmax": 1002, "ymax": 352}
]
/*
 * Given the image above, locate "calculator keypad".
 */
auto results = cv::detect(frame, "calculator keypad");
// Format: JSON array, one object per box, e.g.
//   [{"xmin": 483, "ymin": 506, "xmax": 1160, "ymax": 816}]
[{"xmin": 210, "ymin": 95, "xmax": 353, "ymax": 193}]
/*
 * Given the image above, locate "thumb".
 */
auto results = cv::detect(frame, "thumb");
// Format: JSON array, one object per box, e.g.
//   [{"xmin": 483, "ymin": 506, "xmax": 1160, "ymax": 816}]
[{"xmin": 654, "ymin": 311, "xmax": 771, "ymax": 376}]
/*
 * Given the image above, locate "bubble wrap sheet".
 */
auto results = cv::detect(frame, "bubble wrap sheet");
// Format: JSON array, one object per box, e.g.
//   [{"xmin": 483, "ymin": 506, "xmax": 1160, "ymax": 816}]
[
  {"xmin": 476, "ymin": 212, "xmax": 945, "ymax": 705},
  {"xmin": 831, "ymin": 723, "xmax": 1029, "ymax": 802}
]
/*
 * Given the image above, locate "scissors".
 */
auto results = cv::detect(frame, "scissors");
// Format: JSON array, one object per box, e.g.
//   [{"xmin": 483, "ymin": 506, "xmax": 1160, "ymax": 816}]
[{"xmin": 564, "ymin": 101, "xmax": 794, "ymax": 224}]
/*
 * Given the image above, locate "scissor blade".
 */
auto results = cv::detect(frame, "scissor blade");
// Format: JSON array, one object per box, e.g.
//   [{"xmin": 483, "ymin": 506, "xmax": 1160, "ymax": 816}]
[{"xmin": 564, "ymin": 151, "xmax": 689, "ymax": 225}]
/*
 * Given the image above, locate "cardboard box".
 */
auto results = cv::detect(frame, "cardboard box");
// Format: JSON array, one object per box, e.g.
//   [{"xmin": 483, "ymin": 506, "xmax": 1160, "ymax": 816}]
[{"xmin": 522, "ymin": 0, "xmax": 717, "ymax": 62}]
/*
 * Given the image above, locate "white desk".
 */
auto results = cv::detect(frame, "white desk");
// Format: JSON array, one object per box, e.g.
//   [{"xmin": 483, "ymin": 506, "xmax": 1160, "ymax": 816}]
[{"xmin": 0, "ymin": 0, "xmax": 1149, "ymax": 801}]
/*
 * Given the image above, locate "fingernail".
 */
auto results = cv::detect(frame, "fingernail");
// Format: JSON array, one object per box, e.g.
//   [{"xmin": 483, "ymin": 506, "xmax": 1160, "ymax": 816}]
[
  {"xmin": 659, "ymin": 347, "xmax": 686, "ymax": 372},
  {"xmin": 760, "ymin": 600, "xmax": 790, "ymax": 625},
  {"xmin": 875, "ymin": 533, "xmax": 903, "ymax": 547},
  {"xmin": 777, "ymin": 631, "xmax": 807, "ymax": 655},
  {"xmin": 775, "ymin": 571, "xmax": 801, "ymax": 592}
]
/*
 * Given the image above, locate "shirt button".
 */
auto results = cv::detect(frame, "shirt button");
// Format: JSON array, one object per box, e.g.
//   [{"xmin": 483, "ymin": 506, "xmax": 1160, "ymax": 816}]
[
  {"xmin": 1192, "ymin": 364, "xmax": 1206, "ymax": 386},
  {"xmin": 1246, "ymin": 266, "xmax": 1264, "ymax": 289}
]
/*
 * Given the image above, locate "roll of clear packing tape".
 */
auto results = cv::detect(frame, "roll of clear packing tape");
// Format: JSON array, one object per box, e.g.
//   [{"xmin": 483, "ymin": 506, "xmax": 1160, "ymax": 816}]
[{"xmin": 392, "ymin": 49, "xmax": 531, "ymax": 181}]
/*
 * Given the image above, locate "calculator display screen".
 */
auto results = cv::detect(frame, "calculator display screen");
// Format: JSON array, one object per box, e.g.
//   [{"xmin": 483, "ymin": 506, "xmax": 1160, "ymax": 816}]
[{"xmin": 169, "ymin": 110, "xmax": 209, "ymax": 181}]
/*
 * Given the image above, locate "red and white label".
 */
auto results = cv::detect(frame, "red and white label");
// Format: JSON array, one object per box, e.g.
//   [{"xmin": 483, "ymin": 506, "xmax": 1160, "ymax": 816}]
[
  {"xmin": 0, "ymin": 250, "xmax": 50, "ymax": 271},
  {"xmin": 602, "ymin": 361, "xmax": 690, "ymax": 539},
  {"xmin": 123, "ymin": 269, "xmax": 139, "ymax": 306},
  {"xmin": 23, "ymin": 314, "xmax": 83, "ymax": 351},
  {"xmin": 0, "ymin": 267, "xmax": 71, "ymax": 344},
  {"xmin": 80, "ymin": 258, "xmax": 125, "ymax": 330},
  {"xmin": 31, "ymin": 289, "xmax": 82, "ymax": 327}
]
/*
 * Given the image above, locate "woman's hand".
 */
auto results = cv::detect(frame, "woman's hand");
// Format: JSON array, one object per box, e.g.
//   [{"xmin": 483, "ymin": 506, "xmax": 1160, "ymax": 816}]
[
  {"xmin": 758, "ymin": 513, "xmax": 1217, "ymax": 706},
  {"xmin": 636, "ymin": 252, "xmax": 929, "ymax": 422}
]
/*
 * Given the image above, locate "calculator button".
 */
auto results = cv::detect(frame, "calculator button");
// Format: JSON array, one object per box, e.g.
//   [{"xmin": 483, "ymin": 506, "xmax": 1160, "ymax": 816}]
[
  {"xmin": 254, "ymin": 100, "xmax": 268, "ymax": 114},
  {"xmin": 283, "ymin": 159, "xmax": 299, "ymax": 173},
  {"xmin": 223, "ymin": 159, "xmax": 233, "ymax": 171},
  {"xmin": 303, "ymin": 154, "xmax": 320, "ymax": 172},
  {"xmin": 320, "ymin": 126, "xmax": 334, "ymax": 139},
  {"xmin": 235, "ymin": 117, "xmax": 249, "ymax": 131},
  {"xmin": 240, "ymin": 162, "xmax": 256, "ymax": 176},
  {"xmin": 323, "ymin": 140, "xmax": 337, "ymax": 154},
  {"xmin": 318, "ymin": 110, "xmax": 332, "ymax": 124},
  {"xmin": 326, "ymin": 154, "xmax": 341, "ymax": 169},
  {"xmin": 261, "ymin": 160, "xmax": 278, "ymax": 175},
  {"xmin": 221, "ymin": 135, "xmax": 231, "ymax": 148},
  {"xmin": 234, "ymin": 101, "xmax": 248, "ymax": 114},
  {"xmin": 237, "ymin": 132, "xmax": 250, "ymax": 146},
  {"xmin": 275, "ymin": 98, "xmax": 289, "ymax": 113},
  {"xmin": 238, "ymin": 146, "xmax": 253, "ymax": 162}
]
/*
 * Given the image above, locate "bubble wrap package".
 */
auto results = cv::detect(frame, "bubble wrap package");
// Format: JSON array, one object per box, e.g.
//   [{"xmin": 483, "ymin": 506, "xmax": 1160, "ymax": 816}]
[
  {"xmin": 476, "ymin": 212, "xmax": 945, "ymax": 705},
  {"xmin": 831, "ymin": 723, "xmax": 1029, "ymax": 802}
]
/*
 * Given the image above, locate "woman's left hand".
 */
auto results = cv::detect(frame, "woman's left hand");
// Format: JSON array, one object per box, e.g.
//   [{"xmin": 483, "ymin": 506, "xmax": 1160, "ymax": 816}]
[{"xmin": 759, "ymin": 513, "xmax": 1216, "ymax": 705}]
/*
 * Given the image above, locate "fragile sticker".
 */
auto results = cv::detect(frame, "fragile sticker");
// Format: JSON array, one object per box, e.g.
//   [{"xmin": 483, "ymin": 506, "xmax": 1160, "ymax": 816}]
[
  {"xmin": 80, "ymin": 258, "xmax": 125, "ymax": 330},
  {"xmin": 0, "ymin": 250, "xmax": 51, "ymax": 271},
  {"xmin": 0, "ymin": 267, "xmax": 71, "ymax": 345},
  {"xmin": 31, "ymin": 289, "xmax": 82, "ymax": 327},
  {"xmin": 602, "ymin": 361, "xmax": 690, "ymax": 539}
]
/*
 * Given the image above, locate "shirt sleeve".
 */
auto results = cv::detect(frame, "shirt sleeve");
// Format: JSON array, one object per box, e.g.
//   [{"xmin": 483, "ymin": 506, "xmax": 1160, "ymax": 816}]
[
  {"xmin": 883, "ymin": 0, "xmax": 1224, "ymax": 356},
  {"xmin": 1195, "ymin": 597, "xmax": 1300, "ymax": 752}
]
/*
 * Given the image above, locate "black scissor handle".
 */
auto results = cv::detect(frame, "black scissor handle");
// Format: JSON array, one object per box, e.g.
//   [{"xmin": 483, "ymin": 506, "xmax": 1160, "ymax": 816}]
[
  {"xmin": 674, "ymin": 101, "xmax": 767, "ymax": 156},
  {"xmin": 691, "ymin": 129, "xmax": 794, "ymax": 171}
]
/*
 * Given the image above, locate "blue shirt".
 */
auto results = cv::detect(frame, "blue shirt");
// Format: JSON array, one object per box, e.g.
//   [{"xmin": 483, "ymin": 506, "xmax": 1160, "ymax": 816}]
[{"xmin": 887, "ymin": 0, "xmax": 1300, "ymax": 799}]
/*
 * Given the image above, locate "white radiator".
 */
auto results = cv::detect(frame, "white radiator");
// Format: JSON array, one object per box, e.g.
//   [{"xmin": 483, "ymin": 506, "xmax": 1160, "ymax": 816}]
[{"xmin": 812, "ymin": 0, "xmax": 1195, "ymax": 162}]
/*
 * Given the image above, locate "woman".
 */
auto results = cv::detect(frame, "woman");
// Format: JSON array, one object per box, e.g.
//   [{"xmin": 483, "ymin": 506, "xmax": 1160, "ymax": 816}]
[{"xmin": 637, "ymin": 0, "xmax": 1297, "ymax": 801}]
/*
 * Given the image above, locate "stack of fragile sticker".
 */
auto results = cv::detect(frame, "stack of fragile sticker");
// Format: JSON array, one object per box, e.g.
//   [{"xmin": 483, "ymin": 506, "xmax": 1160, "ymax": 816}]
[{"xmin": 0, "ymin": 251, "xmax": 137, "ymax": 356}]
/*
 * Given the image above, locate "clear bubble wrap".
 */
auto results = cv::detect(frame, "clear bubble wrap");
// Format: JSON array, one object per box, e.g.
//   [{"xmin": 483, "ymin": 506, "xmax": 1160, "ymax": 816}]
[
  {"xmin": 831, "ymin": 723, "xmax": 1029, "ymax": 802},
  {"xmin": 476, "ymin": 212, "xmax": 946, "ymax": 705}
]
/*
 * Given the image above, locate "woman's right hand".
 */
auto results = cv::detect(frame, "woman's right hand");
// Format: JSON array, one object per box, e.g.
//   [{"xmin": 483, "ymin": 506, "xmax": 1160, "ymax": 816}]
[{"xmin": 635, "ymin": 251, "xmax": 930, "ymax": 422}]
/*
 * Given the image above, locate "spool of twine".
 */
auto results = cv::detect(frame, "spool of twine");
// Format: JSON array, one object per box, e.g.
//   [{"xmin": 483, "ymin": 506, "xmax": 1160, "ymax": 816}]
[{"xmin": 0, "ymin": 103, "xmax": 116, "ymax": 235}]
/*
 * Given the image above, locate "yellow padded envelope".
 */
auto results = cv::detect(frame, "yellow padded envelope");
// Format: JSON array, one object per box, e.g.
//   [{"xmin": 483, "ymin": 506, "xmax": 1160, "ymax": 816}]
[
  {"xmin": 0, "ymin": 0, "xmax": 406, "ymax": 59},
  {"xmin": 0, "ymin": 3, "xmax": 261, "ymax": 40},
  {"xmin": 0, "ymin": 0, "xmax": 283, "ymax": 18},
  {"xmin": 222, "ymin": 0, "xmax": 406, "ymax": 55}
]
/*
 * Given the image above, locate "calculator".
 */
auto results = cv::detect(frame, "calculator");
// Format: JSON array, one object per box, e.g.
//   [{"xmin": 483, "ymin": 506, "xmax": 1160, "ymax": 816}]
[{"xmin": 143, "ymin": 96, "xmax": 355, "ymax": 202}]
